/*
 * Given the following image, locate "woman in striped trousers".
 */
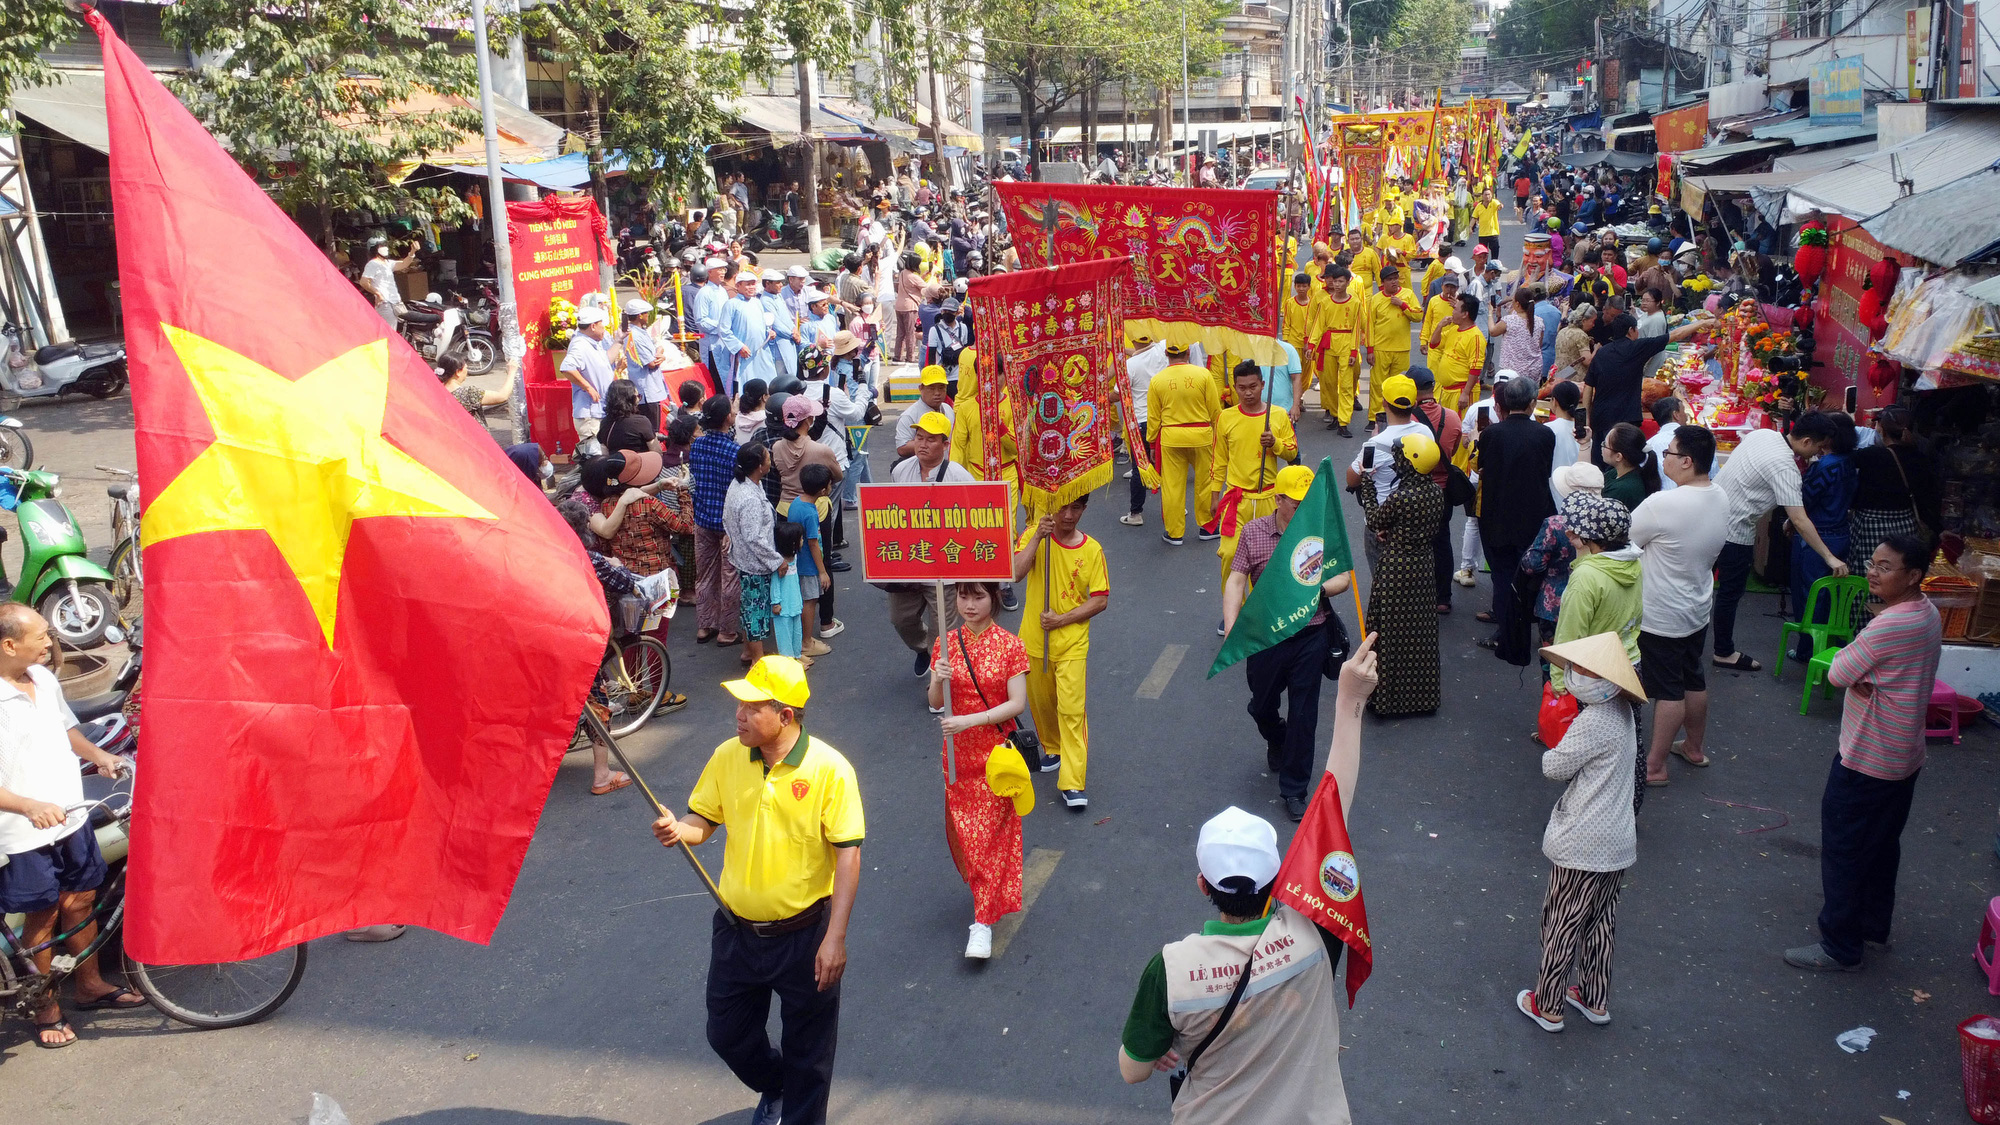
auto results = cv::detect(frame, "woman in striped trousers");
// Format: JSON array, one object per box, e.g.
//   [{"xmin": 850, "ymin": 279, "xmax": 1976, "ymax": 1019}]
[{"xmin": 1517, "ymin": 633, "xmax": 1644, "ymax": 1032}]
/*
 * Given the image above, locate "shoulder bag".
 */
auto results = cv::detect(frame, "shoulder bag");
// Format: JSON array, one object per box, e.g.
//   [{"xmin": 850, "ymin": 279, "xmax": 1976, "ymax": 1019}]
[
  {"xmin": 1885, "ymin": 446, "xmax": 1933, "ymax": 545},
  {"xmin": 953, "ymin": 627, "xmax": 1042, "ymax": 777},
  {"xmin": 1168, "ymin": 947, "xmax": 1259, "ymax": 1102}
]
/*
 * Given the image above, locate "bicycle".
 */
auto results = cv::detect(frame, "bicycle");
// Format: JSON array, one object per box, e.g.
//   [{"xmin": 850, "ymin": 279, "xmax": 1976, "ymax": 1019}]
[
  {"xmin": 96, "ymin": 464, "xmax": 141, "ymax": 624},
  {"xmin": 1, "ymin": 766, "xmax": 309, "ymax": 1032}
]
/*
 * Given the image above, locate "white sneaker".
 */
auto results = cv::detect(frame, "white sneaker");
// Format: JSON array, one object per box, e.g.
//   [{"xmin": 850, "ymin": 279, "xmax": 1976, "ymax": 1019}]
[
  {"xmin": 1453, "ymin": 568, "xmax": 1476, "ymax": 588},
  {"xmin": 965, "ymin": 922, "xmax": 993, "ymax": 959},
  {"xmin": 819, "ymin": 618, "xmax": 846, "ymax": 638},
  {"xmin": 1118, "ymin": 512, "xmax": 1144, "ymax": 526},
  {"xmin": 928, "ymin": 703, "xmax": 945, "ymax": 716}
]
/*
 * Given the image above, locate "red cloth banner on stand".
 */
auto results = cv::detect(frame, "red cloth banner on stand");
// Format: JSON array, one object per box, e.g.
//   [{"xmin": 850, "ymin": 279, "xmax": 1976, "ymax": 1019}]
[
  {"xmin": 967, "ymin": 258, "xmax": 1155, "ymax": 511},
  {"xmin": 995, "ymin": 184, "xmax": 1285, "ymax": 365},
  {"xmin": 506, "ymin": 195, "xmax": 612, "ymax": 388}
]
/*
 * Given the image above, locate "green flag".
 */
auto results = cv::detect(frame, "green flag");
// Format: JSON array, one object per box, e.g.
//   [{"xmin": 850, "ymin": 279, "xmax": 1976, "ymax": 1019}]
[{"xmin": 1208, "ymin": 457, "xmax": 1356, "ymax": 677}]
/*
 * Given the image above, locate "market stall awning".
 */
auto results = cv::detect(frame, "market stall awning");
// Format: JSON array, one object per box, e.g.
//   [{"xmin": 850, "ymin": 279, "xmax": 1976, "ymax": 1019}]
[
  {"xmin": 1558, "ymin": 148, "xmax": 1654, "ymax": 171},
  {"xmin": 1603, "ymin": 124, "xmax": 1655, "ymax": 141},
  {"xmin": 452, "ymin": 151, "xmax": 625, "ymax": 192},
  {"xmin": 723, "ymin": 95, "xmax": 877, "ymax": 144},
  {"xmin": 1679, "ymin": 169, "xmax": 1818, "ymax": 217},
  {"xmin": 818, "ymin": 99, "xmax": 926, "ymax": 153},
  {"xmin": 1771, "ymin": 140, "xmax": 1877, "ymax": 171},
  {"xmin": 1710, "ymin": 107, "xmax": 1805, "ymax": 136},
  {"xmin": 10, "ymin": 69, "xmax": 110, "ymax": 154},
  {"xmin": 907, "ymin": 102, "xmax": 984, "ymax": 153},
  {"xmin": 1676, "ymin": 137, "xmax": 1790, "ymax": 168},
  {"xmin": 1050, "ymin": 123, "xmax": 1157, "ymax": 144},
  {"xmin": 1862, "ymin": 164, "xmax": 2000, "ymax": 267},
  {"xmin": 1785, "ymin": 115, "xmax": 2000, "ymax": 220},
  {"xmin": 1967, "ymin": 274, "xmax": 2000, "ymax": 304},
  {"xmin": 1752, "ymin": 114, "xmax": 1877, "ymax": 147}
]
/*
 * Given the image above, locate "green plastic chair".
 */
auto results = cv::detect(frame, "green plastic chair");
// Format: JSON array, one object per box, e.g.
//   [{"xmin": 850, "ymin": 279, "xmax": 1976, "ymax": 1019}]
[
  {"xmin": 1776, "ymin": 575, "xmax": 1869, "ymax": 679},
  {"xmin": 1800, "ymin": 648, "xmax": 1840, "ymax": 714}
]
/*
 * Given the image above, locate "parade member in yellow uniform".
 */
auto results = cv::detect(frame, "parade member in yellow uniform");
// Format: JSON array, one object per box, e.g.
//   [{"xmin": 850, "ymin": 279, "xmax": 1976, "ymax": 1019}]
[
  {"xmin": 1344, "ymin": 229, "xmax": 1379, "ymax": 297},
  {"xmin": 651, "ymin": 656, "xmax": 865, "ymax": 1125},
  {"xmin": 949, "ymin": 347, "xmax": 1018, "ymax": 508},
  {"xmin": 1209, "ymin": 361, "xmax": 1299, "ymax": 591},
  {"xmin": 1420, "ymin": 272, "xmax": 1461, "ymax": 363},
  {"xmin": 1378, "ymin": 225, "xmax": 1419, "ymax": 281},
  {"xmin": 1303, "ymin": 241, "xmax": 1334, "ymax": 281},
  {"xmin": 1428, "ymin": 292, "xmax": 1487, "ymax": 411},
  {"xmin": 1319, "ymin": 266, "xmax": 1367, "ymax": 437},
  {"xmin": 1363, "ymin": 266, "xmax": 1422, "ymax": 424},
  {"xmin": 1145, "ymin": 344, "xmax": 1223, "ymax": 545},
  {"xmin": 1281, "ymin": 271, "xmax": 1332, "ymax": 408},
  {"xmin": 1011, "ymin": 497, "xmax": 1109, "ymax": 809},
  {"xmin": 1474, "ymin": 187, "xmax": 1502, "ymax": 258}
]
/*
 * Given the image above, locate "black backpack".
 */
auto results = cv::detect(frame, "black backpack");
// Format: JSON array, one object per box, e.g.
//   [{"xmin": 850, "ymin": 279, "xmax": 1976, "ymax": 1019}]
[{"xmin": 1411, "ymin": 403, "xmax": 1477, "ymax": 508}]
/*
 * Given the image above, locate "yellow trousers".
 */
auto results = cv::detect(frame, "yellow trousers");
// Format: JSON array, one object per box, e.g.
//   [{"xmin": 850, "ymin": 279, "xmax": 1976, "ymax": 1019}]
[
  {"xmin": 1367, "ymin": 349, "xmax": 1410, "ymax": 421},
  {"xmin": 1027, "ymin": 655, "xmax": 1089, "ymax": 791},
  {"xmin": 1217, "ymin": 492, "xmax": 1280, "ymax": 584},
  {"xmin": 1159, "ymin": 444, "xmax": 1215, "ymax": 540},
  {"xmin": 1325, "ymin": 353, "xmax": 1359, "ymax": 425}
]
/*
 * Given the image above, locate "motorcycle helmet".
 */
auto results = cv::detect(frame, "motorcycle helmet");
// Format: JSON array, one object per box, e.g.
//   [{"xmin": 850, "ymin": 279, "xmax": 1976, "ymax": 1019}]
[
  {"xmin": 769, "ymin": 374, "xmax": 805, "ymax": 397},
  {"xmin": 764, "ymin": 391, "xmax": 792, "ymax": 425},
  {"xmin": 1647, "ymin": 237, "xmax": 1664, "ymax": 253},
  {"xmin": 679, "ymin": 247, "xmax": 701, "ymax": 266}
]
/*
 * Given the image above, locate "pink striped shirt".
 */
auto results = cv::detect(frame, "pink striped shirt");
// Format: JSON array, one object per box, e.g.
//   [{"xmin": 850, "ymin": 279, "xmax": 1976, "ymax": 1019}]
[{"xmin": 1828, "ymin": 598, "xmax": 1943, "ymax": 780}]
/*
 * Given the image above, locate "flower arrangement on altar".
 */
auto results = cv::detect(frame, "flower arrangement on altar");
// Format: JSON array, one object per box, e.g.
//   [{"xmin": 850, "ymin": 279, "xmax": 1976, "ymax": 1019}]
[
  {"xmin": 545, "ymin": 296, "xmax": 579, "ymax": 351},
  {"xmin": 1744, "ymin": 323, "xmax": 1801, "ymax": 371}
]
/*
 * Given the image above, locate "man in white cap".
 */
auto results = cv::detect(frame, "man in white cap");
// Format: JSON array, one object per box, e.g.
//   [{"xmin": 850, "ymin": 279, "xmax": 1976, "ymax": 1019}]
[
  {"xmin": 560, "ymin": 305, "xmax": 615, "ymax": 451},
  {"xmin": 1117, "ymin": 802, "xmax": 1357, "ymax": 1122},
  {"xmin": 718, "ymin": 266, "xmax": 774, "ymax": 394},
  {"xmin": 760, "ymin": 269, "xmax": 800, "ymax": 382},
  {"xmin": 782, "ymin": 265, "xmax": 813, "ymax": 326},
  {"xmin": 620, "ymin": 298, "xmax": 669, "ymax": 428},
  {"xmin": 693, "ymin": 256, "xmax": 731, "ymax": 378},
  {"xmin": 799, "ymin": 290, "xmax": 841, "ymax": 354}
]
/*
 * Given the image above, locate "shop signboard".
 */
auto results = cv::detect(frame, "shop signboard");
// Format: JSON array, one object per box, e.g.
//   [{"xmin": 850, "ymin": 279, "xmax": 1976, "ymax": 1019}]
[
  {"xmin": 1964, "ymin": 4, "xmax": 1982, "ymax": 98},
  {"xmin": 1813, "ymin": 221, "xmax": 1890, "ymax": 409},
  {"xmin": 1810, "ymin": 57, "xmax": 1865, "ymax": 124},
  {"xmin": 1908, "ymin": 8, "xmax": 1933, "ymax": 100}
]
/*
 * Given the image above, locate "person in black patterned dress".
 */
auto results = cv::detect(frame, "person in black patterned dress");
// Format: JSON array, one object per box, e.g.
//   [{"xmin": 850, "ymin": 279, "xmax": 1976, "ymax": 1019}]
[{"xmin": 1355, "ymin": 435, "xmax": 1446, "ymax": 717}]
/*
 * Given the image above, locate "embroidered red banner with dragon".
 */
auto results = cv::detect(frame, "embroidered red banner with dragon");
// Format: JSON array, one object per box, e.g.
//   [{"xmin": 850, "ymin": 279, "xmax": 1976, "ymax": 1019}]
[{"xmin": 995, "ymin": 183, "xmax": 1284, "ymax": 365}]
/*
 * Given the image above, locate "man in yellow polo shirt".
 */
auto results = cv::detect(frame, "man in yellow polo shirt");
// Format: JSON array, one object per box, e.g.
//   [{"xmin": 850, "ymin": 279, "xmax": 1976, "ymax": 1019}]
[
  {"xmin": 652, "ymin": 655, "xmax": 865, "ymax": 1125},
  {"xmin": 1419, "ymin": 272, "xmax": 1461, "ymax": 365},
  {"xmin": 1473, "ymin": 186, "xmax": 1502, "ymax": 258},
  {"xmin": 1363, "ymin": 265, "xmax": 1422, "ymax": 427},
  {"xmin": 1012, "ymin": 496, "xmax": 1110, "ymax": 808},
  {"xmin": 1145, "ymin": 343, "xmax": 1223, "ymax": 545},
  {"xmin": 1317, "ymin": 267, "xmax": 1368, "ymax": 436},
  {"xmin": 1428, "ymin": 292, "xmax": 1488, "ymax": 412},
  {"xmin": 1209, "ymin": 361, "xmax": 1298, "ymax": 616}
]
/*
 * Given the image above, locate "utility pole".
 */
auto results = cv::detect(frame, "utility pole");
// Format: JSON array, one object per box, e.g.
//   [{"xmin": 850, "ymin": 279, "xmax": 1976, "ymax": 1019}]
[
  {"xmin": 471, "ymin": 0, "xmax": 527, "ymax": 442},
  {"xmin": 796, "ymin": 60, "xmax": 824, "ymax": 255},
  {"xmin": 1661, "ymin": 13, "xmax": 1672, "ymax": 110},
  {"xmin": 1182, "ymin": 0, "xmax": 1193, "ymax": 184}
]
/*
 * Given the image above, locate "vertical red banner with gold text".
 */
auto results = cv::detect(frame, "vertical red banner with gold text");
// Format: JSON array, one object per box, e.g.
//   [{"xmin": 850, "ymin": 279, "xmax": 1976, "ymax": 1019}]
[{"xmin": 506, "ymin": 196, "xmax": 610, "ymax": 386}]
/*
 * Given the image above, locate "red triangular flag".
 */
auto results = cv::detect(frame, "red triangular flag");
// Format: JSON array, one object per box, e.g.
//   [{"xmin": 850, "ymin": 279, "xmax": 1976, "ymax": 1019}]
[
  {"xmin": 92, "ymin": 10, "xmax": 610, "ymax": 964},
  {"xmin": 1271, "ymin": 775, "xmax": 1373, "ymax": 1006}
]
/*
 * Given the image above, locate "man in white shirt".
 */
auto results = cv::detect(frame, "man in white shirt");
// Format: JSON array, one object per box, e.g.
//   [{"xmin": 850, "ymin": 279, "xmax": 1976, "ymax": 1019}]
[
  {"xmin": 1631, "ymin": 425, "xmax": 1732, "ymax": 786},
  {"xmin": 560, "ymin": 307, "xmax": 616, "ymax": 450},
  {"xmin": 1710, "ymin": 413, "xmax": 1846, "ymax": 671},
  {"xmin": 360, "ymin": 239, "xmax": 418, "ymax": 329},
  {"xmin": 0, "ymin": 605, "xmax": 138, "ymax": 1047},
  {"xmin": 1643, "ymin": 397, "xmax": 1685, "ymax": 492}
]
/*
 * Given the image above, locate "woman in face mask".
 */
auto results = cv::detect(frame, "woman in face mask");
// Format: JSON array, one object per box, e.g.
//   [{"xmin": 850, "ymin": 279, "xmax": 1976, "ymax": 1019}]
[
  {"xmin": 505, "ymin": 442, "xmax": 552, "ymax": 489},
  {"xmin": 1516, "ymin": 631, "xmax": 1644, "ymax": 1035}
]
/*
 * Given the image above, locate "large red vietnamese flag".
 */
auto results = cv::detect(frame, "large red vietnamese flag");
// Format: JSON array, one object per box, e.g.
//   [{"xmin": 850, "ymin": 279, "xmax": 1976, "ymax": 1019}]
[{"xmin": 90, "ymin": 10, "xmax": 611, "ymax": 963}]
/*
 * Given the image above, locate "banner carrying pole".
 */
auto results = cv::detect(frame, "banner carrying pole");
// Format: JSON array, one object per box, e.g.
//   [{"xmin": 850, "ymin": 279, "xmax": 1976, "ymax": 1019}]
[
  {"xmin": 585, "ymin": 707, "xmax": 731, "ymax": 916},
  {"xmin": 940, "ymin": 577, "xmax": 956, "ymax": 784}
]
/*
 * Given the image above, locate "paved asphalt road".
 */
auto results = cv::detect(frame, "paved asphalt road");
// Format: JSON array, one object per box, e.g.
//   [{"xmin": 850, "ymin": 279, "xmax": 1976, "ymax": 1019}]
[{"xmin": 4, "ymin": 218, "xmax": 1998, "ymax": 1124}]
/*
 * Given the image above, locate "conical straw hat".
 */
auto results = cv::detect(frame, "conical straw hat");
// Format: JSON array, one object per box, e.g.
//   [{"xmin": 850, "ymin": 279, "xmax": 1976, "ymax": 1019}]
[{"xmin": 1540, "ymin": 631, "xmax": 1647, "ymax": 703}]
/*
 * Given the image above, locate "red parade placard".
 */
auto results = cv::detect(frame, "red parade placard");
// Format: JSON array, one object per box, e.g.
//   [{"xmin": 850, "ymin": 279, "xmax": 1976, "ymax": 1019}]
[
  {"xmin": 995, "ymin": 183, "xmax": 1284, "ymax": 365},
  {"xmin": 857, "ymin": 482, "xmax": 1017, "ymax": 583}
]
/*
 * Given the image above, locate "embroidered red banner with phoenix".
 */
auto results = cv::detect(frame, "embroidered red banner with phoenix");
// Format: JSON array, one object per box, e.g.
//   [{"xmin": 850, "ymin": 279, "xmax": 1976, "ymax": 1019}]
[
  {"xmin": 966, "ymin": 257, "xmax": 1156, "ymax": 511},
  {"xmin": 994, "ymin": 183, "xmax": 1284, "ymax": 365}
]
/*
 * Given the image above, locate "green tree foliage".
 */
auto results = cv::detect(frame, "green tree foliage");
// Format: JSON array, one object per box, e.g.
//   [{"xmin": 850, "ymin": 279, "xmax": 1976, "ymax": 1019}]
[
  {"xmin": 0, "ymin": 0, "xmax": 73, "ymax": 97},
  {"xmin": 1493, "ymin": 0, "xmax": 1640, "ymax": 61},
  {"xmin": 1386, "ymin": 0, "xmax": 1476, "ymax": 88},
  {"xmin": 162, "ymin": 0, "xmax": 479, "ymax": 246},
  {"xmin": 522, "ymin": 0, "xmax": 753, "ymax": 209}
]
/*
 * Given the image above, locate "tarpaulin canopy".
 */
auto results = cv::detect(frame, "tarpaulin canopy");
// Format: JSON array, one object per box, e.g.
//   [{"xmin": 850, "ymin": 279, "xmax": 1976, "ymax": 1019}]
[
  {"xmin": 820, "ymin": 99, "xmax": 924, "ymax": 152},
  {"xmin": 1676, "ymin": 137, "xmax": 1791, "ymax": 168},
  {"xmin": 1784, "ymin": 115, "xmax": 2000, "ymax": 220},
  {"xmin": 724, "ymin": 95, "xmax": 877, "ymax": 144},
  {"xmin": 1559, "ymin": 148, "xmax": 1655, "ymax": 171},
  {"xmin": 452, "ymin": 151, "xmax": 626, "ymax": 192},
  {"xmin": 1679, "ymin": 170, "xmax": 1818, "ymax": 222},
  {"xmin": 1862, "ymin": 164, "xmax": 2000, "ymax": 267},
  {"xmin": 10, "ymin": 69, "xmax": 111, "ymax": 154}
]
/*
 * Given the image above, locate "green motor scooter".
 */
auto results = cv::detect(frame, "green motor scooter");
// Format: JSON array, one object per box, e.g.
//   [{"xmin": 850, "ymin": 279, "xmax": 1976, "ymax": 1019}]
[{"xmin": 0, "ymin": 466, "xmax": 120, "ymax": 648}]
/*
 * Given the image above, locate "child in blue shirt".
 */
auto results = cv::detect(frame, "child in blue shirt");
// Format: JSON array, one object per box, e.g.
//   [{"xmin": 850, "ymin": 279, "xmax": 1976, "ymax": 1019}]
[{"xmin": 771, "ymin": 521, "xmax": 806, "ymax": 661}]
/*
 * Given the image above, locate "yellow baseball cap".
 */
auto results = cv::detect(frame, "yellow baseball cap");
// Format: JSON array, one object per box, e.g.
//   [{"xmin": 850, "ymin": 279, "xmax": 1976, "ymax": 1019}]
[
  {"xmin": 914, "ymin": 411, "xmax": 952, "ymax": 436},
  {"xmin": 1379, "ymin": 374, "xmax": 1418, "ymax": 410},
  {"xmin": 723, "ymin": 655, "xmax": 810, "ymax": 708},
  {"xmin": 1274, "ymin": 464, "xmax": 1315, "ymax": 501},
  {"xmin": 919, "ymin": 365, "xmax": 949, "ymax": 386}
]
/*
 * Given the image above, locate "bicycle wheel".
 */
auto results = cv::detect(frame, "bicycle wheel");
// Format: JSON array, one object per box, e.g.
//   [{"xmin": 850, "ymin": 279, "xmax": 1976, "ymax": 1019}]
[
  {"xmin": 124, "ymin": 943, "xmax": 308, "ymax": 1029},
  {"xmin": 605, "ymin": 635, "xmax": 671, "ymax": 737},
  {"xmin": 0, "ymin": 425, "xmax": 32, "ymax": 471},
  {"xmin": 109, "ymin": 536, "xmax": 142, "ymax": 621}
]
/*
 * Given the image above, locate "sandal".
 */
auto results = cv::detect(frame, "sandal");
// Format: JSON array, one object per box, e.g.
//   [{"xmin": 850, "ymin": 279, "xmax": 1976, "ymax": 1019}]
[
  {"xmin": 658, "ymin": 692, "xmax": 689, "ymax": 715},
  {"xmin": 1474, "ymin": 611, "xmax": 1496, "ymax": 624},
  {"xmin": 73, "ymin": 986, "xmax": 147, "ymax": 1011},
  {"xmin": 695, "ymin": 629, "xmax": 717, "ymax": 645},
  {"xmin": 1711, "ymin": 652, "xmax": 1762, "ymax": 672},
  {"xmin": 800, "ymin": 656, "xmax": 815, "ymax": 670},
  {"xmin": 35, "ymin": 1017, "xmax": 76, "ymax": 1049},
  {"xmin": 591, "ymin": 773, "xmax": 634, "ymax": 796},
  {"xmin": 715, "ymin": 633, "xmax": 743, "ymax": 647},
  {"xmin": 1670, "ymin": 741, "xmax": 1712, "ymax": 768}
]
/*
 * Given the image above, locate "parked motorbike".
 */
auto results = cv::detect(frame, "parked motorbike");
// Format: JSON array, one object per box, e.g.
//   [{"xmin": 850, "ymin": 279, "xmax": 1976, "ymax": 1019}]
[
  {"xmin": 0, "ymin": 466, "xmax": 120, "ymax": 648},
  {"xmin": 0, "ymin": 324, "xmax": 127, "ymax": 412},
  {"xmin": 400, "ymin": 294, "xmax": 496, "ymax": 375},
  {"xmin": 746, "ymin": 210, "xmax": 810, "ymax": 252}
]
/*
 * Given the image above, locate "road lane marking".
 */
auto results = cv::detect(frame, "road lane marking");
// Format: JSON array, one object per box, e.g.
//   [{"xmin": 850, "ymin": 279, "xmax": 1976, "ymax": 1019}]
[
  {"xmin": 990, "ymin": 847, "xmax": 1062, "ymax": 958},
  {"xmin": 1136, "ymin": 644, "xmax": 1188, "ymax": 699}
]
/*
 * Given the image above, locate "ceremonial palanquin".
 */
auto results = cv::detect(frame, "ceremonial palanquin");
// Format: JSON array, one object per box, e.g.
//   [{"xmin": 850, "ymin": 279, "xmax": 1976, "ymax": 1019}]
[
  {"xmin": 995, "ymin": 183, "xmax": 1284, "ymax": 364},
  {"xmin": 967, "ymin": 257, "xmax": 1155, "ymax": 511}
]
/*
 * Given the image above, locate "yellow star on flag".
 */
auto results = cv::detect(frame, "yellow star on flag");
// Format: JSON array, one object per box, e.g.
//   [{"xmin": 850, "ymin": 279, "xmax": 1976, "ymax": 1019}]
[{"xmin": 142, "ymin": 326, "xmax": 494, "ymax": 646}]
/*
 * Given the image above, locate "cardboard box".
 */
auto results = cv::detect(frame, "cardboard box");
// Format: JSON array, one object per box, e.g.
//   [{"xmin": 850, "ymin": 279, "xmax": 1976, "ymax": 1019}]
[{"xmin": 399, "ymin": 269, "xmax": 431, "ymax": 303}]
